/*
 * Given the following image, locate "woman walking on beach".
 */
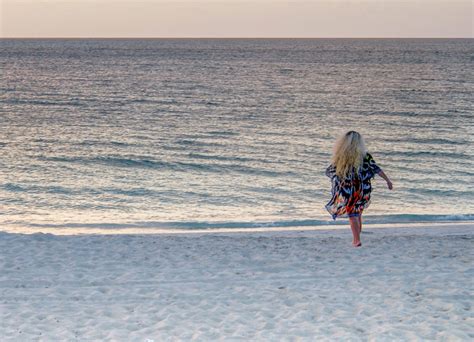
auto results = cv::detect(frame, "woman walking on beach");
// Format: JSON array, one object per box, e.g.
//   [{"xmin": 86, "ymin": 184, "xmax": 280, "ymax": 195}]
[{"xmin": 325, "ymin": 131, "xmax": 393, "ymax": 247}]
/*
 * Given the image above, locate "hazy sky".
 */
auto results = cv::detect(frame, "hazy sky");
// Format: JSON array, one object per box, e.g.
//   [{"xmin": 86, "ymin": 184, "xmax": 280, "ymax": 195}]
[{"xmin": 1, "ymin": 0, "xmax": 473, "ymax": 38}]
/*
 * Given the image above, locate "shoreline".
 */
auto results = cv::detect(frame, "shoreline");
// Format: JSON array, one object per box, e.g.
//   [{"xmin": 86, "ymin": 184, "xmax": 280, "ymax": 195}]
[{"xmin": 1, "ymin": 220, "xmax": 472, "ymax": 236}]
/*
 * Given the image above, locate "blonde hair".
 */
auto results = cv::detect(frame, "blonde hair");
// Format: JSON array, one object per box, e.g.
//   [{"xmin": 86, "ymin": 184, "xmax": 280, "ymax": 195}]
[{"xmin": 332, "ymin": 131, "xmax": 367, "ymax": 178}]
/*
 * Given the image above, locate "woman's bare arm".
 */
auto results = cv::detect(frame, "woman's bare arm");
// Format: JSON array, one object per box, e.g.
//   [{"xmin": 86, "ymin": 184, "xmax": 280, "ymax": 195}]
[{"xmin": 377, "ymin": 170, "xmax": 393, "ymax": 190}]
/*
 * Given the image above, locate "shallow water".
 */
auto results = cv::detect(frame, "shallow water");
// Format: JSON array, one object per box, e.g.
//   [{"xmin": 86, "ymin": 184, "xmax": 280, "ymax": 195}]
[{"xmin": 0, "ymin": 39, "xmax": 473, "ymax": 232}]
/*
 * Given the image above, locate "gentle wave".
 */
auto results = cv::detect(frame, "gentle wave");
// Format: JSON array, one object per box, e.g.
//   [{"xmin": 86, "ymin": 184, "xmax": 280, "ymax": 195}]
[
  {"xmin": 379, "ymin": 151, "xmax": 471, "ymax": 159},
  {"xmin": 385, "ymin": 137, "xmax": 471, "ymax": 146},
  {"xmin": 1, "ymin": 183, "xmax": 160, "ymax": 197},
  {"xmin": 34, "ymin": 156, "xmax": 296, "ymax": 176},
  {"xmin": 12, "ymin": 214, "xmax": 474, "ymax": 231},
  {"xmin": 3, "ymin": 98, "xmax": 86, "ymax": 107}
]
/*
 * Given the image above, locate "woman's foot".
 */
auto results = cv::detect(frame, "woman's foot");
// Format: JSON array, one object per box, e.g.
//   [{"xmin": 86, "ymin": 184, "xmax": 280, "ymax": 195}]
[{"xmin": 349, "ymin": 216, "xmax": 362, "ymax": 248}]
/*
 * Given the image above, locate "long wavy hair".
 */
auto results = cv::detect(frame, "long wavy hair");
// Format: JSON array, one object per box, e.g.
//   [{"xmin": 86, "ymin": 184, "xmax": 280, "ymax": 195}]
[{"xmin": 331, "ymin": 131, "xmax": 367, "ymax": 178}]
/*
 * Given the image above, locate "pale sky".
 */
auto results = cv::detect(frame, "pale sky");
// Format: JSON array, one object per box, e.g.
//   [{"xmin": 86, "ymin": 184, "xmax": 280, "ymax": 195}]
[{"xmin": 1, "ymin": 0, "xmax": 473, "ymax": 38}]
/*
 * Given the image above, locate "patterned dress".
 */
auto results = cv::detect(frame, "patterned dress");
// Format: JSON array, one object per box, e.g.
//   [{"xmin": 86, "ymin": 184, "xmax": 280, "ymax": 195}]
[{"xmin": 325, "ymin": 153, "xmax": 381, "ymax": 219}]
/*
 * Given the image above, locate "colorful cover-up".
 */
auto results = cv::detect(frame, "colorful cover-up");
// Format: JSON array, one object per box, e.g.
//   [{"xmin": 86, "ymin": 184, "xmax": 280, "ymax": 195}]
[{"xmin": 325, "ymin": 153, "xmax": 382, "ymax": 219}]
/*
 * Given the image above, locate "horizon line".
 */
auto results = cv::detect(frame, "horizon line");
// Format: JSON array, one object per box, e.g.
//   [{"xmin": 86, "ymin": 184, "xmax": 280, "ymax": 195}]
[{"xmin": 1, "ymin": 37, "xmax": 472, "ymax": 39}]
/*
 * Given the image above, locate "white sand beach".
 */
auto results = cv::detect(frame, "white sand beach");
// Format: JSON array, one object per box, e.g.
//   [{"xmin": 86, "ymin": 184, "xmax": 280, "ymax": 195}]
[{"xmin": 1, "ymin": 223, "xmax": 473, "ymax": 341}]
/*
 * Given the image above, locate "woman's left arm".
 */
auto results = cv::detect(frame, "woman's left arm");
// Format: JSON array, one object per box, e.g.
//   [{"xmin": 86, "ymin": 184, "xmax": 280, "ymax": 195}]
[{"xmin": 377, "ymin": 169, "xmax": 393, "ymax": 190}]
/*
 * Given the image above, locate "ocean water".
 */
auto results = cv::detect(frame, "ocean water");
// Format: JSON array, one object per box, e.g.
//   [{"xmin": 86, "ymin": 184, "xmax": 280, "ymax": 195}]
[{"xmin": 1, "ymin": 39, "xmax": 473, "ymax": 233}]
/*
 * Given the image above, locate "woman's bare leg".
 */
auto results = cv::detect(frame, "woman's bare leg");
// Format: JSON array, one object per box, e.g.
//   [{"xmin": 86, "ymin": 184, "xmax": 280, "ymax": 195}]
[
  {"xmin": 349, "ymin": 216, "xmax": 361, "ymax": 247},
  {"xmin": 358, "ymin": 215, "xmax": 362, "ymax": 232}
]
